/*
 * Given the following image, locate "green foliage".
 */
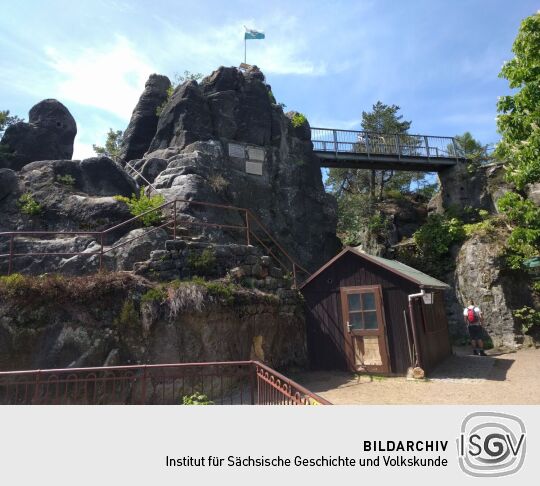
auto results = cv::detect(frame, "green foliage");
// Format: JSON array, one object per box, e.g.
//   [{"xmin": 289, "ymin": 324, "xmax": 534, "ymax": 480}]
[
  {"xmin": 326, "ymin": 102, "xmax": 432, "ymax": 245},
  {"xmin": 0, "ymin": 273, "xmax": 26, "ymax": 297},
  {"xmin": 141, "ymin": 287, "xmax": 167, "ymax": 304},
  {"xmin": 0, "ymin": 109, "xmax": 23, "ymax": 137},
  {"xmin": 268, "ymin": 90, "xmax": 276, "ymax": 104},
  {"xmin": 414, "ymin": 214, "xmax": 465, "ymax": 257},
  {"xmin": 291, "ymin": 113, "xmax": 307, "ymax": 128},
  {"xmin": 18, "ymin": 193, "xmax": 42, "ymax": 215},
  {"xmin": 532, "ymin": 281, "xmax": 540, "ymax": 293},
  {"xmin": 182, "ymin": 392, "xmax": 214, "ymax": 405},
  {"xmin": 513, "ymin": 306, "xmax": 540, "ymax": 334},
  {"xmin": 114, "ymin": 300, "xmax": 139, "ymax": 330},
  {"xmin": 497, "ymin": 192, "xmax": 540, "ymax": 268},
  {"xmin": 186, "ymin": 249, "xmax": 217, "ymax": 275},
  {"xmin": 93, "ymin": 129, "xmax": 123, "ymax": 162},
  {"xmin": 56, "ymin": 174, "xmax": 76, "ymax": 186},
  {"xmin": 114, "ymin": 188, "xmax": 165, "ymax": 227},
  {"xmin": 496, "ymin": 12, "xmax": 540, "ymax": 190}
]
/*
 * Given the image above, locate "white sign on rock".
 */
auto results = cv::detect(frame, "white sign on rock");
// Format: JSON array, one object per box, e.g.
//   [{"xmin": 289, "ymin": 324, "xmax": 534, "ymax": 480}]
[{"xmin": 247, "ymin": 146, "xmax": 265, "ymax": 162}]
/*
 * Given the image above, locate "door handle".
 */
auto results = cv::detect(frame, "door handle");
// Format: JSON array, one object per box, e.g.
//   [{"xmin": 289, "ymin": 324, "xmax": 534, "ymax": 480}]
[{"xmin": 347, "ymin": 321, "xmax": 352, "ymax": 332}]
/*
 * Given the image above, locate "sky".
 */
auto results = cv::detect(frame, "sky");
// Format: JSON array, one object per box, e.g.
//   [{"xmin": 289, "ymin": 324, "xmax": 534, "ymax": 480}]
[{"xmin": 0, "ymin": 0, "xmax": 538, "ymax": 160}]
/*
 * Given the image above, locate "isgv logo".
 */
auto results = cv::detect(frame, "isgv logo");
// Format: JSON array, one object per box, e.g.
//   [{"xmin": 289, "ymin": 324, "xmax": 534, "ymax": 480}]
[{"xmin": 457, "ymin": 412, "xmax": 526, "ymax": 477}]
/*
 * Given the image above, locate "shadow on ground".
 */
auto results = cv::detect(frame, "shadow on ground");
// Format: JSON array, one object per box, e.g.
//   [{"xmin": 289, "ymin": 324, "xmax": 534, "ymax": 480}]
[{"xmin": 290, "ymin": 346, "xmax": 516, "ymax": 393}]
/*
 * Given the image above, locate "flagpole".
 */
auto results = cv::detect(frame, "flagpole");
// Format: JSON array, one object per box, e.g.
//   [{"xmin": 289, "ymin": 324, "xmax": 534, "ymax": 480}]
[{"xmin": 244, "ymin": 36, "xmax": 247, "ymax": 63}]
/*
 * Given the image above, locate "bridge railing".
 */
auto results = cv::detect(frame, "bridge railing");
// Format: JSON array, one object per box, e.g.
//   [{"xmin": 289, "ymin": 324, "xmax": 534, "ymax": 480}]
[{"xmin": 311, "ymin": 128, "xmax": 461, "ymax": 161}]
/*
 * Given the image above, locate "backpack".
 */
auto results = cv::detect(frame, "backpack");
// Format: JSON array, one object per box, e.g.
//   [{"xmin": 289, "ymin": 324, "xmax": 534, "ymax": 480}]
[{"xmin": 467, "ymin": 307, "xmax": 478, "ymax": 323}]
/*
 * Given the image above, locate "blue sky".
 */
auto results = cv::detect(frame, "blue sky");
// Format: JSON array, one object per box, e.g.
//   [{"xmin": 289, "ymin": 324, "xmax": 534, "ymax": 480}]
[{"xmin": 0, "ymin": 0, "xmax": 537, "ymax": 159}]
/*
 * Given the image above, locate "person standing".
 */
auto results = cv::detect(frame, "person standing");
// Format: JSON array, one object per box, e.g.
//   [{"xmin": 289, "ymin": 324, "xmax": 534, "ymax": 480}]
[{"xmin": 463, "ymin": 300, "xmax": 486, "ymax": 356}]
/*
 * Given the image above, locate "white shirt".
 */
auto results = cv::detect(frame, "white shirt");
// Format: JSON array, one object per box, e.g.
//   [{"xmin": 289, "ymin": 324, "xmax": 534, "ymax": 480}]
[{"xmin": 463, "ymin": 306, "xmax": 481, "ymax": 317}]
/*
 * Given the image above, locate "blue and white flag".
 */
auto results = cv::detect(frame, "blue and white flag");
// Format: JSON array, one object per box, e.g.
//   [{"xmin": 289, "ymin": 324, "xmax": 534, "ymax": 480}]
[{"xmin": 245, "ymin": 28, "xmax": 265, "ymax": 40}]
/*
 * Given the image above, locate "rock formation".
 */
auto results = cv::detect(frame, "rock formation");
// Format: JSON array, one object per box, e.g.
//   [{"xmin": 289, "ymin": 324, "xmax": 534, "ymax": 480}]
[
  {"xmin": 124, "ymin": 65, "xmax": 340, "ymax": 271},
  {"xmin": 0, "ymin": 99, "xmax": 77, "ymax": 170},
  {"xmin": 120, "ymin": 74, "xmax": 171, "ymax": 162}
]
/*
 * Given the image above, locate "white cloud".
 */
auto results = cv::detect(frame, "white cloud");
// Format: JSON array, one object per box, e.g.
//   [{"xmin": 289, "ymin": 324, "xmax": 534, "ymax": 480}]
[
  {"xmin": 72, "ymin": 141, "xmax": 96, "ymax": 160},
  {"xmin": 44, "ymin": 35, "xmax": 155, "ymax": 120},
  {"xmin": 150, "ymin": 16, "xmax": 326, "ymax": 77}
]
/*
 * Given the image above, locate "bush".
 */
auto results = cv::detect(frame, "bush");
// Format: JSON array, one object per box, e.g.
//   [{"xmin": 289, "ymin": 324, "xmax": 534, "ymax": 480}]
[
  {"xmin": 414, "ymin": 214, "xmax": 465, "ymax": 257},
  {"xmin": 141, "ymin": 287, "xmax": 167, "ymax": 304},
  {"xmin": 115, "ymin": 188, "xmax": 165, "ymax": 227},
  {"xmin": 514, "ymin": 306, "xmax": 540, "ymax": 334},
  {"xmin": 291, "ymin": 113, "xmax": 307, "ymax": 128},
  {"xmin": 18, "ymin": 193, "xmax": 42, "ymax": 215},
  {"xmin": 0, "ymin": 273, "xmax": 26, "ymax": 296},
  {"xmin": 114, "ymin": 300, "xmax": 139, "ymax": 331},
  {"xmin": 182, "ymin": 393, "xmax": 214, "ymax": 405}
]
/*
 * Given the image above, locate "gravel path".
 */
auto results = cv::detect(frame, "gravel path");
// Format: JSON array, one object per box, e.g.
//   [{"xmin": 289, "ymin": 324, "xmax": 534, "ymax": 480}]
[{"xmin": 293, "ymin": 347, "xmax": 540, "ymax": 405}]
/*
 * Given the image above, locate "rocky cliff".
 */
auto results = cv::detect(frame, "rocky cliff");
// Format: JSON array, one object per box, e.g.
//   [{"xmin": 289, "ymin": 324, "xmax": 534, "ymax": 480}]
[{"xmin": 0, "ymin": 273, "xmax": 306, "ymax": 371}]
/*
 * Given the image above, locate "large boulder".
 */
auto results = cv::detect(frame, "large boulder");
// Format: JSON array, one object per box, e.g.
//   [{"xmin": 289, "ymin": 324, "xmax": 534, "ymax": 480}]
[
  {"xmin": 120, "ymin": 74, "xmax": 171, "ymax": 162},
  {"xmin": 0, "ymin": 99, "xmax": 76, "ymax": 170},
  {"xmin": 21, "ymin": 157, "xmax": 138, "ymax": 197}
]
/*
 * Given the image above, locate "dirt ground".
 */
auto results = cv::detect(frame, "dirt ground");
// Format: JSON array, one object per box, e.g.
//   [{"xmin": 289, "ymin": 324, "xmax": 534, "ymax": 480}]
[{"xmin": 292, "ymin": 347, "xmax": 540, "ymax": 405}]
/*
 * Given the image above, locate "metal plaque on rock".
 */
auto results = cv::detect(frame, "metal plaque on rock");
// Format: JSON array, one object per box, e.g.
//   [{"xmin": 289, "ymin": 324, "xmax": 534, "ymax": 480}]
[
  {"xmin": 245, "ymin": 161, "xmax": 263, "ymax": 176},
  {"xmin": 228, "ymin": 143, "xmax": 245, "ymax": 159},
  {"xmin": 247, "ymin": 146, "xmax": 265, "ymax": 162}
]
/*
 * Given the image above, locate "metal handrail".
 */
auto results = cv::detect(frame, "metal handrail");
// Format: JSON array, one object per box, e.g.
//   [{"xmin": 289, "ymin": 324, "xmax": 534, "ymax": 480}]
[
  {"xmin": 0, "ymin": 360, "xmax": 330, "ymax": 405},
  {"xmin": 0, "ymin": 198, "xmax": 311, "ymax": 287},
  {"xmin": 310, "ymin": 127, "xmax": 465, "ymax": 162}
]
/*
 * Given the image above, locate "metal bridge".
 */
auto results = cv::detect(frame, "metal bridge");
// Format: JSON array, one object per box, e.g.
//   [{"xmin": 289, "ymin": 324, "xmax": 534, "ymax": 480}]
[{"xmin": 311, "ymin": 128, "xmax": 466, "ymax": 171}]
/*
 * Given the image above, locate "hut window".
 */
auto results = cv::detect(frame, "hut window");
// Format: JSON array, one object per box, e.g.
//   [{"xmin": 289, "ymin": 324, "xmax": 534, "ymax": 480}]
[{"xmin": 346, "ymin": 291, "xmax": 378, "ymax": 330}]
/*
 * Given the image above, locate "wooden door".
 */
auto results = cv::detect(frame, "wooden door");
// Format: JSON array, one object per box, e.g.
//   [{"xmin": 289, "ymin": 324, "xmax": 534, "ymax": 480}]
[{"xmin": 340, "ymin": 285, "xmax": 390, "ymax": 374}]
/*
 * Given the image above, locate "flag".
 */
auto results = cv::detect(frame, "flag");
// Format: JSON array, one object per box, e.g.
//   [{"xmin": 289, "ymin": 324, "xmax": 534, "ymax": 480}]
[{"xmin": 245, "ymin": 28, "xmax": 265, "ymax": 40}]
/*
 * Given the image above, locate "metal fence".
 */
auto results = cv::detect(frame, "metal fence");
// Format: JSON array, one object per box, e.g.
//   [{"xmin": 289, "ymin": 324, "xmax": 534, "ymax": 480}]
[
  {"xmin": 311, "ymin": 127, "xmax": 462, "ymax": 160},
  {"xmin": 0, "ymin": 361, "xmax": 330, "ymax": 406}
]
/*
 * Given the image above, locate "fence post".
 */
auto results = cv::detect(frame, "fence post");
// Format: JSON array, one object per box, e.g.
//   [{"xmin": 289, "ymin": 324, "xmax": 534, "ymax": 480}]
[
  {"xmin": 365, "ymin": 132, "xmax": 371, "ymax": 158},
  {"xmin": 8, "ymin": 234, "xmax": 14, "ymax": 275},
  {"xmin": 332, "ymin": 130, "xmax": 338, "ymax": 156},
  {"xmin": 245, "ymin": 211, "xmax": 251, "ymax": 246},
  {"xmin": 32, "ymin": 370, "xmax": 41, "ymax": 404},
  {"xmin": 250, "ymin": 364, "xmax": 256, "ymax": 405},
  {"xmin": 173, "ymin": 200, "xmax": 177, "ymax": 240},
  {"xmin": 140, "ymin": 365, "xmax": 148, "ymax": 405},
  {"xmin": 452, "ymin": 138, "xmax": 459, "ymax": 162},
  {"xmin": 424, "ymin": 136, "xmax": 430, "ymax": 159}
]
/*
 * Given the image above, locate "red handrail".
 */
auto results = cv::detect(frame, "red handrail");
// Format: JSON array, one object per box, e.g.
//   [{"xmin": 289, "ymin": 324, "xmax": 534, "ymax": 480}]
[{"xmin": 0, "ymin": 198, "xmax": 311, "ymax": 286}]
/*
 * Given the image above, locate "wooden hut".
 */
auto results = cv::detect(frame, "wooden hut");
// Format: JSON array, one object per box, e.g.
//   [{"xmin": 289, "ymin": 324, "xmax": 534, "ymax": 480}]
[{"xmin": 300, "ymin": 247, "xmax": 451, "ymax": 376}]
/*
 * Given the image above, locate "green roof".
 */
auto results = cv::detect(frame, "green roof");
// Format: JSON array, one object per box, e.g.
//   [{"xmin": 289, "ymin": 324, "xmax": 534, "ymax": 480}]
[{"xmin": 352, "ymin": 247, "xmax": 450, "ymax": 289}]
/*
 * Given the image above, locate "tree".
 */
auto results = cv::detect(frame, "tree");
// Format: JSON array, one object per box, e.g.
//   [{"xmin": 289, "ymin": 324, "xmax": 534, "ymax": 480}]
[
  {"xmin": 496, "ymin": 11, "xmax": 540, "ymax": 190},
  {"xmin": 449, "ymin": 132, "xmax": 489, "ymax": 159},
  {"xmin": 93, "ymin": 129, "xmax": 123, "ymax": 162},
  {"xmin": 327, "ymin": 102, "xmax": 426, "ymax": 202},
  {"xmin": 0, "ymin": 110, "xmax": 24, "ymax": 138},
  {"xmin": 326, "ymin": 102, "xmax": 431, "ymax": 245},
  {"xmin": 495, "ymin": 12, "xmax": 540, "ymax": 268}
]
